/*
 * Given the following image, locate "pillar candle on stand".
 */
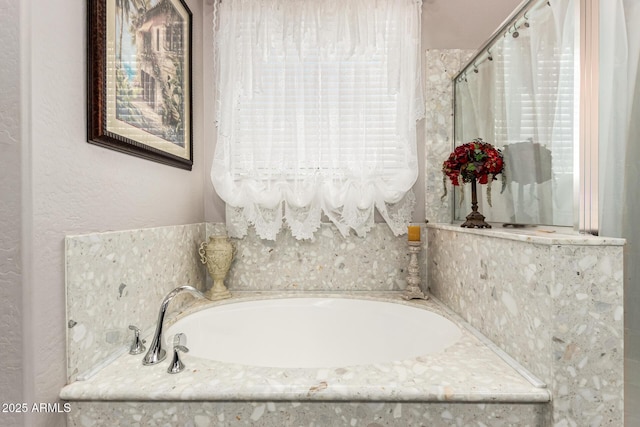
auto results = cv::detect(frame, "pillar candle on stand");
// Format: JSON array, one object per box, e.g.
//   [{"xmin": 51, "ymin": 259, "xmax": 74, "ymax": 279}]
[{"xmin": 403, "ymin": 225, "xmax": 426, "ymax": 300}]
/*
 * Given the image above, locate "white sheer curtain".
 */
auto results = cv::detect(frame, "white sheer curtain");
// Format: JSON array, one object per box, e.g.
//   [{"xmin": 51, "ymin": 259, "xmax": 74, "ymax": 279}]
[
  {"xmin": 599, "ymin": 3, "xmax": 640, "ymax": 415},
  {"xmin": 211, "ymin": 0, "xmax": 424, "ymax": 240},
  {"xmin": 599, "ymin": 0, "xmax": 640, "ymax": 406},
  {"xmin": 600, "ymin": 0, "xmax": 640, "ymax": 238}
]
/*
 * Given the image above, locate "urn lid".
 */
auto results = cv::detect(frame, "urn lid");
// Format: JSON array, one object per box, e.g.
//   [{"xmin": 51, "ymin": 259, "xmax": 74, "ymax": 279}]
[{"xmin": 209, "ymin": 234, "xmax": 229, "ymax": 240}]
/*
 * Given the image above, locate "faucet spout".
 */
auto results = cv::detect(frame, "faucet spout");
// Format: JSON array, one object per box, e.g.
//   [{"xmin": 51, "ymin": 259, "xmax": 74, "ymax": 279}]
[{"xmin": 142, "ymin": 285, "xmax": 207, "ymax": 365}]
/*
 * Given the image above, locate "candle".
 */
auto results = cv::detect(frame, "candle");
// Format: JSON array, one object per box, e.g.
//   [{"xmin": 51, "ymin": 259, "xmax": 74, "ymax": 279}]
[{"xmin": 408, "ymin": 225, "xmax": 420, "ymax": 242}]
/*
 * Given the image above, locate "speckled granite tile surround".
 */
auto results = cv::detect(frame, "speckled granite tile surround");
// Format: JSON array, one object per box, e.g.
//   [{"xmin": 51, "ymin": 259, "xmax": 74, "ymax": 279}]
[
  {"xmin": 424, "ymin": 49, "xmax": 474, "ymax": 224},
  {"xmin": 207, "ymin": 222, "xmax": 426, "ymax": 292},
  {"xmin": 65, "ymin": 224, "xmax": 207, "ymax": 382},
  {"xmin": 67, "ymin": 401, "xmax": 547, "ymax": 427},
  {"xmin": 64, "ymin": 224, "xmax": 549, "ymax": 427},
  {"xmin": 66, "ymin": 222, "xmax": 426, "ymax": 382},
  {"xmin": 426, "ymin": 224, "xmax": 624, "ymax": 427},
  {"xmin": 61, "ymin": 293, "xmax": 548, "ymax": 402}
]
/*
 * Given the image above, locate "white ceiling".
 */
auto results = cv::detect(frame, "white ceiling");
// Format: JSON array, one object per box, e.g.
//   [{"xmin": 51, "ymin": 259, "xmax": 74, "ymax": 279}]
[{"xmin": 423, "ymin": 0, "xmax": 526, "ymax": 49}]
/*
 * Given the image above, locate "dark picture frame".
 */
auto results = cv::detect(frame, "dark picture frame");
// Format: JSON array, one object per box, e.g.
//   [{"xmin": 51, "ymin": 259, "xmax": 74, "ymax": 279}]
[{"xmin": 87, "ymin": 0, "xmax": 193, "ymax": 170}]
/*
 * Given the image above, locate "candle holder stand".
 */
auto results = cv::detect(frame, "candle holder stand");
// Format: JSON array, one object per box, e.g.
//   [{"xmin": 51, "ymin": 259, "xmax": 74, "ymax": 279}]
[{"xmin": 402, "ymin": 241, "xmax": 427, "ymax": 300}]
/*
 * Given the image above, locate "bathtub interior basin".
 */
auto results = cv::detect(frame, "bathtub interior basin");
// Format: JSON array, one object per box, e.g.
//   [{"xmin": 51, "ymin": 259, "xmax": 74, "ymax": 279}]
[{"xmin": 166, "ymin": 297, "xmax": 462, "ymax": 369}]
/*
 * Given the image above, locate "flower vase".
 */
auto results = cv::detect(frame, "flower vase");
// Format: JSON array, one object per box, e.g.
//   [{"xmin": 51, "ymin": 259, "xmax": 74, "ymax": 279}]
[
  {"xmin": 461, "ymin": 179, "xmax": 491, "ymax": 229},
  {"xmin": 199, "ymin": 235, "xmax": 235, "ymax": 300}
]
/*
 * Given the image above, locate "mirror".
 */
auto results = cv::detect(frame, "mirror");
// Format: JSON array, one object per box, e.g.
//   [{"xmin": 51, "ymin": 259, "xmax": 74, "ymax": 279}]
[{"xmin": 453, "ymin": 0, "xmax": 577, "ymax": 227}]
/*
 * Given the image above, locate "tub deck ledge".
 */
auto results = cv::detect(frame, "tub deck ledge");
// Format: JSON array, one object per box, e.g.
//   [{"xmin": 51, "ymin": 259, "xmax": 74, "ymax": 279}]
[{"xmin": 60, "ymin": 292, "xmax": 550, "ymax": 404}]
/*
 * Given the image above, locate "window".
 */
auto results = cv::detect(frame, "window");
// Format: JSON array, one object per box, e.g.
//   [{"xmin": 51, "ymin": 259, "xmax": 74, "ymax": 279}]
[
  {"xmin": 142, "ymin": 31, "xmax": 152, "ymax": 53},
  {"xmin": 165, "ymin": 24, "xmax": 183, "ymax": 52},
  {"xmin": 141, "ymin": 70, "xmax": 156, "ymax": 108},
  {"xmin": 212, "ymin": 0, "xmax": 424, "ymax": 240}
]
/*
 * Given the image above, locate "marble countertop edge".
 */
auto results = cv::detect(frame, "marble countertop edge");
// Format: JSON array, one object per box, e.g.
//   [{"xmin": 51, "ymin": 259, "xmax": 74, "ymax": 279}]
[
  {"xmin": 60, "ymin": 387, "xmax": 550, "ymax": 404},
  {"xmin": 427, "ymin": 223, "xmax": 625, "ymax": 246}
]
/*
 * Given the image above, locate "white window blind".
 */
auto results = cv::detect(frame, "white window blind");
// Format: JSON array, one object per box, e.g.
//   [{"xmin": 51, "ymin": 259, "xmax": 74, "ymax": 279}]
[
  {"xmin": 495, "ymin": 35, "xmax": 575, "ymax": 175},
  {"xmin": 212, "ymin": 0, "xmax": 424, "ymax": 240}
]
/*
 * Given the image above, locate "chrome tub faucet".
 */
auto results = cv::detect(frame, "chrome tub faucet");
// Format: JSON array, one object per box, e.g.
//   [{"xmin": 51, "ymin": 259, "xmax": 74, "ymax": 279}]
[{"xmin": 142, "ymin": 285, "xmax": 207, "ymax": 365}]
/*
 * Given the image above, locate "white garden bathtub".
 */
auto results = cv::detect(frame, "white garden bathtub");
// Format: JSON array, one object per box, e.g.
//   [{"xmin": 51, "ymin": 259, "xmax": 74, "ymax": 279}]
[
  {"xmin": 166, "ymin": 297, "xmax": 462, "ymax": 368},
  {"xmin": 61, "ymin": 293, "xmax": 550, "ymax": 421}
]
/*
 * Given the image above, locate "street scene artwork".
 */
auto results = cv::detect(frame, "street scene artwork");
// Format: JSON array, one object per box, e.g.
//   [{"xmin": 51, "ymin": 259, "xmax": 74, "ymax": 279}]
[
  {"xmin": 114, "ymin": 0, "xmax": 189, "ymax": 148},
  {"xmin": 88, "ymin": 0, "xmax": 192, "ymax": 169}
]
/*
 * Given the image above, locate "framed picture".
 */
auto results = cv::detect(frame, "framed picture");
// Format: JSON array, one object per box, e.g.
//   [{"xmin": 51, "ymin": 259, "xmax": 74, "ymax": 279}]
[{"xmin": 87, "ymin": 0, "xmax": 193, "ymax": 170}]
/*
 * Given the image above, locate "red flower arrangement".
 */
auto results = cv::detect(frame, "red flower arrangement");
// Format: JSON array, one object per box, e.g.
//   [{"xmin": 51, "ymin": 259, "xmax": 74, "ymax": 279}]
[{"xmin": 442, "ymin": 138, "xmax": 504, "ymax": 205}]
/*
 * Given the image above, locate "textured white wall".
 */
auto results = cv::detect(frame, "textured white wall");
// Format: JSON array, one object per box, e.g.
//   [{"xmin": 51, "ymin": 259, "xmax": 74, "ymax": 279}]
[
  {"xmin": 1, "ymin": 0, "xmax": 24, "ymax": 426},
  {"xmin": 18, "ymin": 0, "xmax": 205, "ymax": 426}
]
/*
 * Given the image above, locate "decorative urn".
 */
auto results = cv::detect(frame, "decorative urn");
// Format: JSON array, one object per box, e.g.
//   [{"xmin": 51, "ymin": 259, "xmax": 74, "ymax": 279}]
[{"xmin": 199, "ymin": 235, "xmax": 235, "ymax": 300}]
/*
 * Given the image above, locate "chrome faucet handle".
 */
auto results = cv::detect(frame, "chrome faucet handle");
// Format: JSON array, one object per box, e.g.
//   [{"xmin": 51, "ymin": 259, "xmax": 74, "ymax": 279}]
[
  {"xmin": 167, "ymin": 333, "xmax": 189, "ymax": 374},
  {"xmin": 128, "ymin": 325, "xmax": 146, "ymax": 355}
]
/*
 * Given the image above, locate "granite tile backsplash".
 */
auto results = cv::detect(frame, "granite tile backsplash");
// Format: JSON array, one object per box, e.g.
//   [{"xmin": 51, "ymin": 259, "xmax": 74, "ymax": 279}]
[{"xmin": 65, "ymin": 222, "xmax": 426, "ymax": 381}]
